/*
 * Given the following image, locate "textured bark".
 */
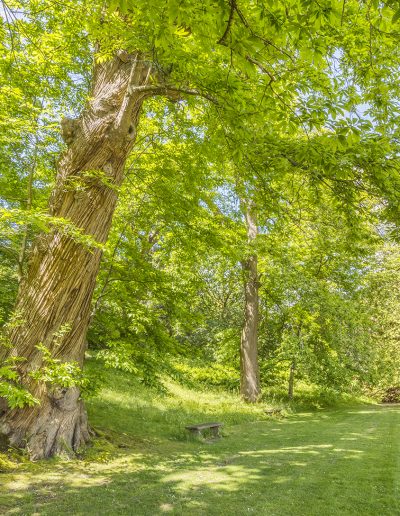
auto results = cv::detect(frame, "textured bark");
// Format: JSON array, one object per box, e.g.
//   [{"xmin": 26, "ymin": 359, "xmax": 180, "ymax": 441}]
[
  {"xmin": 0, "ymin": 52, "xmax": 154, "ymax": 459},
  {"xmin": 240, "ymin": 206, "xmax": 260, "ymax": 403},
  {"xmin": 288, "ymin": 359, "xmax": 296, "ymax": 400}
]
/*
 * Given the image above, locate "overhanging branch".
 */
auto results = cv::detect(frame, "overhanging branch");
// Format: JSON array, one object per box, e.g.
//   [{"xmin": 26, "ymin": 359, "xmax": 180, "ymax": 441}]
[{"xmin": 127, "ymin": 84, "xmax": 218, "ymax": 105}]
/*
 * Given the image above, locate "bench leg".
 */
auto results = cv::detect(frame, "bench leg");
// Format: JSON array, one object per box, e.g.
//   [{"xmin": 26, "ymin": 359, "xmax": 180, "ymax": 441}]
[
  {"xmin": 211, "ymin": 427, "xmax": 220, "ymax": 438},
  {"xmin": 188, "ymin": 429, "xmax": 202, "ymax": 438}
]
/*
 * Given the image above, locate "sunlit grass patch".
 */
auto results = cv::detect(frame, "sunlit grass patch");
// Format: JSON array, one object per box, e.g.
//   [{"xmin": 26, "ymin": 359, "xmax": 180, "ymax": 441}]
[{"xmin": 0, "ymin": 364, "xmax": 399, "ymax": 515}]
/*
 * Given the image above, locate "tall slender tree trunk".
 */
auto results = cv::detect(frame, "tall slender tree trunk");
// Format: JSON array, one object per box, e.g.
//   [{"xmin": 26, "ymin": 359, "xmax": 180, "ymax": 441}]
[
  {"xmin": 0, "ymin": 52, "xmax": 155, "ymax": 459},
  {"xmin": 240, "ymin": 206, "xmax": 260, "ymax": 402},
  {"xmin": 288, "ymin": 358, "xmax": 296, "ymax": 400}
]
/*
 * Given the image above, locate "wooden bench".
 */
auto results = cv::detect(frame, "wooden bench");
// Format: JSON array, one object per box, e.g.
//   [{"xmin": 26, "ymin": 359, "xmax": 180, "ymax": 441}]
[
  {"xmin": 185, "ymin": 422, "xmax": 223, "ymax": 438},
  {"xmin": 264, "ymin": 408, "xmax": 283, "ymax": 416}
]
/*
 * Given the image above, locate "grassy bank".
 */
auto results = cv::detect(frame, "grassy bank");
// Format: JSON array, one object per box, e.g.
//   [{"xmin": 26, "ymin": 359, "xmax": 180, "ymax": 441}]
[{"xmin": 0, "ymin": 365, "xmax": 399, "ymax": 515}]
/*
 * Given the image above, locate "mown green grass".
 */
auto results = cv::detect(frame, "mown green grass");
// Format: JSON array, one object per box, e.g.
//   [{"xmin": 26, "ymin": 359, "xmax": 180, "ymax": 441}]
[{"xmin": 0, "ymin": 364, "xmax": 399, "ymax": 515}]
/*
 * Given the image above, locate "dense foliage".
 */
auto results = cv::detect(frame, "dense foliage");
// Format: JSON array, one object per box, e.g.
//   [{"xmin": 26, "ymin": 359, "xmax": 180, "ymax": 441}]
[{"xmin": 1, "ymin": 0, "xmax": 400, "ymax": 415}]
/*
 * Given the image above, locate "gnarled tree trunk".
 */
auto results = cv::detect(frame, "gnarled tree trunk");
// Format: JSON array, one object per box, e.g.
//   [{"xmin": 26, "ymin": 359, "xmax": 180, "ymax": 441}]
[
  {"xmin": 240, "ymin": 206, "xmax": 260, "ymax": 402},
  {"xmin": 0, "ymin": 52, "xmax": 155, "ymax": 459}
]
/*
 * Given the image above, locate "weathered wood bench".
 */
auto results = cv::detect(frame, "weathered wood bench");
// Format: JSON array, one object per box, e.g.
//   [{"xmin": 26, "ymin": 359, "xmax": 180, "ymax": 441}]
[
  {"xmin": 185, "ymin": 422, "xmax": 223, "ymax": 438},
  {"xmin": 264, "ymin": 408, "xmax": 284, "ymax": 416}
]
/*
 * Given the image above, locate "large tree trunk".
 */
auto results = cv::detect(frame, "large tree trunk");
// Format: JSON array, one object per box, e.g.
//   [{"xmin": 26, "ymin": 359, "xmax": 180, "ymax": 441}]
[
  {"xmin": 0, "ymin": 52, "xmax": 154, "ymax": 459},
  {"xmin": 240, "ymin": 206, "xmax": 260, "ymax": 402}
]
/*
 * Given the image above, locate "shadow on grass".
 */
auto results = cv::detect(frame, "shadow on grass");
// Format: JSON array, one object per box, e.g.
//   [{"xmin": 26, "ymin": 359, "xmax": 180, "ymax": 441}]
[{"xmin": 1, "ymin": 401, "xmax": 399, "ymax": 516}]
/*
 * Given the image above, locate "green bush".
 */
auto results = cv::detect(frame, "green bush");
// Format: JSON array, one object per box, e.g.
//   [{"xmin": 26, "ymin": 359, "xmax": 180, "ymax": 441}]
[{"xmin": 171, "ymin": 360, "xmax": 239, "ymax": 391}]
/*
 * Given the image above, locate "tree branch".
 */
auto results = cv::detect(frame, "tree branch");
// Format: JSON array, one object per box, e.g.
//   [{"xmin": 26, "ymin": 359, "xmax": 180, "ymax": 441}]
[
  {"xmin": 218, "ymin": 0, "xmax": 236, "ymax": 45},
  {"xmin": 221, "ymin": 0, "xmax": 294, "ymax": 62},
  {"xmin": 127, "ymin": 84, "xmax": 218, "ymax": 104}
]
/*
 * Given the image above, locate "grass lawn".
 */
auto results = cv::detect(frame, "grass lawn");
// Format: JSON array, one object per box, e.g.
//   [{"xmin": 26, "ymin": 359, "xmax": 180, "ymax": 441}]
[{"xmin": 0, "ymin": 366, "xmax": 399, "ymax": 515}]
